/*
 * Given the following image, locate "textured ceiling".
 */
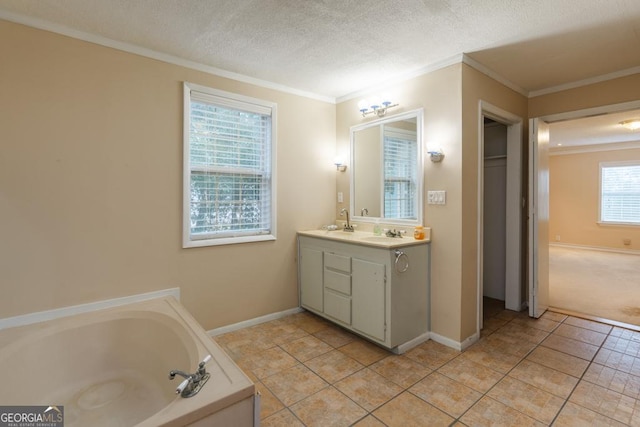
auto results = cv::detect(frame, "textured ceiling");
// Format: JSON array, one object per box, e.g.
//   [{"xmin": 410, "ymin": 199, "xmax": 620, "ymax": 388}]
[{"xmin": 1, "ymin": 0, "xmax": 639, "ymax": 100}]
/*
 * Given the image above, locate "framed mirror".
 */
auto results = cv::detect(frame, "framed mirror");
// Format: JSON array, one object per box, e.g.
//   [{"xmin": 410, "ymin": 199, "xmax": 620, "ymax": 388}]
[{"xmin": 350, "ymin": 108, "xmax": 424, "ymax": 225}]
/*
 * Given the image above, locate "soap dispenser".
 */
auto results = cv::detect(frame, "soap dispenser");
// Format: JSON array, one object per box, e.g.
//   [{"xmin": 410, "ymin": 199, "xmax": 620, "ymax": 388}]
[{"xmin": 373, "ymin": 219, "xmax": 382, "ymax": 236}]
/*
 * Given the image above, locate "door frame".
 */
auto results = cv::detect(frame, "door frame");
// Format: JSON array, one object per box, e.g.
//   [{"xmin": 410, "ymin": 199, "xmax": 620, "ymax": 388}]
[
  {"xmin": 477, "ymin": 101, "xmax": 523, "ymax": 333},
  {"xmin": 528, "ymin": 99, "xmax": 640, "ymax": 317}
]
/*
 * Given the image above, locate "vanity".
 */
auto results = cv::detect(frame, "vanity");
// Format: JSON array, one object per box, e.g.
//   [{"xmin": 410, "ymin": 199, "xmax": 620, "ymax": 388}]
[{"xmin": 297, "ymin": 229, "xmax": 430, "ymax": 354}]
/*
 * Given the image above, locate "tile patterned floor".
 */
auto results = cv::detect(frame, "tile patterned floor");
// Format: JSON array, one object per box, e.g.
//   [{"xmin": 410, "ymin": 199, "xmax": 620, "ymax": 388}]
[{"xmin": 214, "ymin": 307, "xmax": 640, "ymax": 426}]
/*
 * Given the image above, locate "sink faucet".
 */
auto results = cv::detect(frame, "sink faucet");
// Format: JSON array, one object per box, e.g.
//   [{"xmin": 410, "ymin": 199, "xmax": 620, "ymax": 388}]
[
  {"xmin": 169, "ymin": 355, "xmax": 212, "ymax": 398},
  {"xmin": 385, "ymin": 229, "xmax": 403, "ymax": 238},
  {"xmin": 340, "ymin": 208, "xmax": 354, "ymax": 232}
]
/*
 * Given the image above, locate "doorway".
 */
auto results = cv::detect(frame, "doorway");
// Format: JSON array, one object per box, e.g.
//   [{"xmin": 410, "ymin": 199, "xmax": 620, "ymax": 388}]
[
  {"xmin": 477, "ymin": 101, "xmax": 524, "ymax": 334},
  {"xmin": 529, "ymin": 101, "xmax": 640, "ymax": 321}
]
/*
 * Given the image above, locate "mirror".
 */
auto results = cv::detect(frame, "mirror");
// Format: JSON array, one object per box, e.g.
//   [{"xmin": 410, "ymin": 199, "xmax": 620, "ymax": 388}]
[{"xmin": 350, "ymin": 108, "xmax": 424, "ymax": 224}]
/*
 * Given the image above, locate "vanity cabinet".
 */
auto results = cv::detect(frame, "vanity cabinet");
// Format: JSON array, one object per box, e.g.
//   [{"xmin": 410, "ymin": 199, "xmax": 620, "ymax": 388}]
[{"xmin": 297, "ymin": 233, "xmax": 430, "ymax": 353}]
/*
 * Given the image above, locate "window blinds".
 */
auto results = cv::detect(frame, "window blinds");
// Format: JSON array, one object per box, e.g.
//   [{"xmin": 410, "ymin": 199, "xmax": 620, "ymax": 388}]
[
  {"xmin": 188, "ymin": 91, "xmax": 272, "ymax": 240},
  {"xmin": 601, "ymin": 163, "xmax": 640, "ymax": 224}
]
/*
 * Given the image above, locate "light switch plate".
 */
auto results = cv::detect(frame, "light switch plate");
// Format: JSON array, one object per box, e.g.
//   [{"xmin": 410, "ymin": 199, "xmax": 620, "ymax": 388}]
[{"xmin": 427, "ymin": 190, "xmax": 446, "ymax": 205}]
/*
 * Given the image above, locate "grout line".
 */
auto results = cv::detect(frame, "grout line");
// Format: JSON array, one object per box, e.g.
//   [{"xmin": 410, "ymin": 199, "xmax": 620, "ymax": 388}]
[{"xmin": 220, "ymin": 309, "xmax": 640, "ymax": 426}]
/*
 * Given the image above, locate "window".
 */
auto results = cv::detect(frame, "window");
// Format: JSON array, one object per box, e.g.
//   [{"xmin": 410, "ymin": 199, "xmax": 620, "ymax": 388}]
[
  {"xmin": 183, "ymin": 82, "xmax": 276, "ymax": 247},
  {"xmin": 383, "ymin": 127, "xmax": 418, "ymax": 219},
  {"xmin": 600, "ymin": 161, "xmax": 640, "ymax": 225}
]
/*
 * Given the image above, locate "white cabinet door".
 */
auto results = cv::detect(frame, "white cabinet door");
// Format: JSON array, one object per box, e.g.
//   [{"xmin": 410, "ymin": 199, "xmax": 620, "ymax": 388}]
[
  {"xmin": 351, "ymin": 258, "xmax": 385, "ymax": 341},
  {"xmin": 300, "ymin": 246, "xmax": 323, "ymax": 313}
]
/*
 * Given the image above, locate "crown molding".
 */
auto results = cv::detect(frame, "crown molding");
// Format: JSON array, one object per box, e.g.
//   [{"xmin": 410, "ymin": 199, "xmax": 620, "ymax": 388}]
[
  {"xmin": 530, "ymin": 66, "xmax": 640, "ymax": 98},
  {"xmin": 0, "ymin": 12, "xmax": 335, "ymax": 104},
  {"xmin": 462, "ymin": 54, "xmax": 529, "ymax": 97}
]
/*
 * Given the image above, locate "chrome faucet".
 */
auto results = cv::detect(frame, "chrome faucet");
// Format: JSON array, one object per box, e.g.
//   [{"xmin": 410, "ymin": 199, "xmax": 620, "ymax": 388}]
[
  {"xmin": 169, "ymin": 355, "xmax": 212, "ymax": 398},
  {"xmin": 385, "ymin": 229, "xmax": 404, "ymax": 238},
  {"xmin": 340, "ymin": 208, "xmax": 354, "ymax": 232}
]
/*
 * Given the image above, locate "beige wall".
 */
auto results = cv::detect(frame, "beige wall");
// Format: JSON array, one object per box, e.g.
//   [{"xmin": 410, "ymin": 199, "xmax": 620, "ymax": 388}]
[
  {"xmin": 337, "ymin": 64, "xmax": 464, "ymax": 341},
  {"xmin": 0, "ymin": 20, "xmax": 336, "ymax": 329},
  {"xmin": 550, "ymin": 149, "xmax": 640, "ymax": 250},
  {"xmin": 461, "ymin": 65, "xmax": 529, "ymax": 340},
  {"xmin": 337, "ymin": 64, "xmax": 528, "ymax": 344}
]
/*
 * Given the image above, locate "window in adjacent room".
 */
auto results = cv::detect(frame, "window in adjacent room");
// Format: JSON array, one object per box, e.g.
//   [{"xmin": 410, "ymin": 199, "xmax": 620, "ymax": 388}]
[
  {"xmin": 183, "ymin": 82, "xmax": 277, "ymax": 247},
  {"xmin": 600, "ymin": 161, "xmax": 640, "ymax": 225}
]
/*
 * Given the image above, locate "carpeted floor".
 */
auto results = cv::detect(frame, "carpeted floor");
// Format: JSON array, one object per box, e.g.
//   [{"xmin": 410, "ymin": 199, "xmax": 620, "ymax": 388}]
[{"xmin": 549, "ymin": 245, "xmax": 640, "ymax": 326}]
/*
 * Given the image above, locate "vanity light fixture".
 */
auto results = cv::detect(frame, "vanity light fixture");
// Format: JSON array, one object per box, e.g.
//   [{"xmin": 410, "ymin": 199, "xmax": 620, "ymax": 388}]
[
  {"xmin": 427, "ymin": 149, "xmax": 444, "ymax": 163},
  {"xmin": 358, "ymin": 97, "xmax": 398, "ymax": 118},
  {"xmin": 334, "ymin": 158, "xmax": 347, "ymax": 172},
  {"xmin": 619, "ymin": 119, "xmax": 640, "ymax": 131}
]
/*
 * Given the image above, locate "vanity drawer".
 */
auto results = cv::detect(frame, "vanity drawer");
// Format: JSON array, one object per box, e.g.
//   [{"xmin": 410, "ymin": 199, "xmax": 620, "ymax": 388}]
[
  {"xmin": 324, "ymin": 252, "xmax": 351, "ymax": 273},
  {"xmin": 324, "ymin": 290, "xmax": 351, "ymax": 325},
  {"xmin": 324, "ymin": 270, "xmax": 351, "ymax": 295}
]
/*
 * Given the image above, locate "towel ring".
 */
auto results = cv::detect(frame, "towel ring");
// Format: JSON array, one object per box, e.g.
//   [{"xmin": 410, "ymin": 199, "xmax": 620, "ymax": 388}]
[{"xmin": 394, "ymin": 250, "xmax": 409, "ymax": 273}]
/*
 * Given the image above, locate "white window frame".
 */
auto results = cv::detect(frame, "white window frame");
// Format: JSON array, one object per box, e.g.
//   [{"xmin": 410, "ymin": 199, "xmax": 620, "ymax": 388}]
[
  {"xmin": 183, "ymin": 82, "xmax": 277, "ymax": 248},
  {"xmin": 599, "ymin": 160, "xmax": 640, "ymax": 227}
]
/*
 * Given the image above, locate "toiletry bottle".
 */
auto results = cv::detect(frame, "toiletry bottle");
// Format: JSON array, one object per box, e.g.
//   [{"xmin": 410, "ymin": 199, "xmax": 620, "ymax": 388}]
[
  {"xmin": 373, "ymin": 219, "xmax": 382, "ymax": 236},
  {"xmin": 414, "ymin": 225, "xmax": 425, "ymax": 240}
]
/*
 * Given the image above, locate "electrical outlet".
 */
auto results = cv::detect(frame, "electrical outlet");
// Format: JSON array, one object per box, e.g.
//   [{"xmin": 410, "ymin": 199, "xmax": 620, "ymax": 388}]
[
  {"xmin": 337, "ymin": 192, "xmax": 343, "ymax": 203},
  {"xmin": 555, "ymin": 235, "xmax": 561, "ymax": 242},
  {"xmin": 624, "ymin": 238, "xmax": 631, "ymax": 246}
]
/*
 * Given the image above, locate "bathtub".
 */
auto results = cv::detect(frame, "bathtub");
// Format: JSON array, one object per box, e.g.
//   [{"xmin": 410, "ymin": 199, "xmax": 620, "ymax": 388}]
[{"xmin": 0, "ymin": 297, "xmax": 256, "ymax": 426}]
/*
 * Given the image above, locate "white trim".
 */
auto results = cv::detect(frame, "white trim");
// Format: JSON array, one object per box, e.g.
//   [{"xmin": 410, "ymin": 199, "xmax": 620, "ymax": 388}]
[
  {"xmin": 530, "ymin": 66, "xmax": 640, "ymax": 98},
  {"xmin": 462, "ymin": 55, "xmax": 528, "ymax": 97},
  {"xmin": 550, "ymin": 141, "xmax": 640, "ymax": 156},
  {"xmin": 599, "ymin": 160, "xmax": 640, "ymax": 227},
  {"xmin": 540, "ymin": 100, "xmax": 640, "ymax": 123},
  {"xmin": 349, "ymin": 108, "xmax": 425, "ymax": 227},
  {"xmin": 429, "ymin": 331, "xmax": 478, "ymax": 351},
  {"xmin": 0, "ymin": 288, "xmax": 181, "ymax": 330},
  {"xmin": 391, "ymin": 332, "xmax": 431, "ymax": 354},
  {"xmin": 3, "ymin": 9, "xmax": 639, "ymax": 103},
  {"xmin": 550, "ymin": 242, "xmax": 640, "ymax": 256},
  {"xmin": 0, "ymin": 10, "xmax": 334, "ymax": 104},
  {"xmin": 477, "ymin": 101, "xmax": 523, "ymax": 339},
  {"xmin": 183, "ymin": 82, "xmax": 278, "ymax": 248},
  {"xmin": 207, "ymin": 307, "xmax": 303, "ymax": 337}
]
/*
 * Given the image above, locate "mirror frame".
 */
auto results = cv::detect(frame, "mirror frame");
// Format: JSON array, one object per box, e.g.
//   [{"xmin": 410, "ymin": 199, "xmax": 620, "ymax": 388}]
[{"xmin": 349, "ymin": 108, "xmax": 424, "ymax": 226}]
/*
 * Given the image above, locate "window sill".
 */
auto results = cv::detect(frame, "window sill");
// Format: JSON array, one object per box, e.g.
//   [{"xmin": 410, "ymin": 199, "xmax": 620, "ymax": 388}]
[
  {"xmin": 183, "ymin": 234, "xmax": 276, "ymax": 248},
  {"xmin": 597, "ymin": 221, "xmax": 640, "ymax": 228}
]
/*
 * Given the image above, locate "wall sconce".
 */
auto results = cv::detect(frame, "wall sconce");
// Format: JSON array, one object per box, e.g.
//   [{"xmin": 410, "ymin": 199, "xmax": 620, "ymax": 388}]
[
  {"xmin": 427, "ymin": 148, "xmax": 444, "ymax": 163},
  {"xmin": 358, "ymin": 97, "xmax": 398, "ymax": 118},
  {"xmin": 334, "ymin": 158, "xmax": 347, "ymax": 172},
  {"xmin": 619, "ymin": 119, "xmax": 640, "ymax": 131}
]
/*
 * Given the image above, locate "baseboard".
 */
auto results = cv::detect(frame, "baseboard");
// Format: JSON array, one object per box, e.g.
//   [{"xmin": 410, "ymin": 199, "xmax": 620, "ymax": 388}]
[
  {"xmin": 208, "ymin": 307, "xmax": 304, "ymax": 337},
  {"xmin": 550, "ymin": 242, "xmax": 640, "ymax": 256},
  {"xmin": 392, "ymin": 332, "xmax": 430, "ymax": 354},
  {"xmin": 430, "ymin": 331, "xmax": 478, "ymax": 351},
  {"xmin": 0, "ymin": 287, "xmax": 181, "ymax": 330}
]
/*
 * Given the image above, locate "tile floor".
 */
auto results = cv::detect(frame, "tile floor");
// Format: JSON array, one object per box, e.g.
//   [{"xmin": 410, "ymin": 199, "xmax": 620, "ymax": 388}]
[{"xmin": 214, "ymin": 305, "xmax": 640, "ymax": 426}]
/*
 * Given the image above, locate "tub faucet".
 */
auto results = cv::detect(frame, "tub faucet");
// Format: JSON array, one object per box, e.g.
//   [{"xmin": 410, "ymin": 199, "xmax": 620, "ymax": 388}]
[
  {"xmin": 169, "ymin": 355, "xmax": 212, "ymax": 398},
  {"xmin": 340, "ymin": 208, "xmax": 354, "ymax": 232}
]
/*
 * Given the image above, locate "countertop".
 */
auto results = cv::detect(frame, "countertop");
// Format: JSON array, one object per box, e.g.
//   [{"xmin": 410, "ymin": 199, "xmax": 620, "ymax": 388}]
[{"xmin": 297, "ymin": 228, "xmax": 431, "ymax": 249}]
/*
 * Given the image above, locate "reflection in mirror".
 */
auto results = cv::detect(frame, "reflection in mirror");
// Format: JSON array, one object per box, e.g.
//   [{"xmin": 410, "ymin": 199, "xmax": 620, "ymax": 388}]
[{"xmin": 350, "ymin": 109, "xmax": 423, "ymax": 224}]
